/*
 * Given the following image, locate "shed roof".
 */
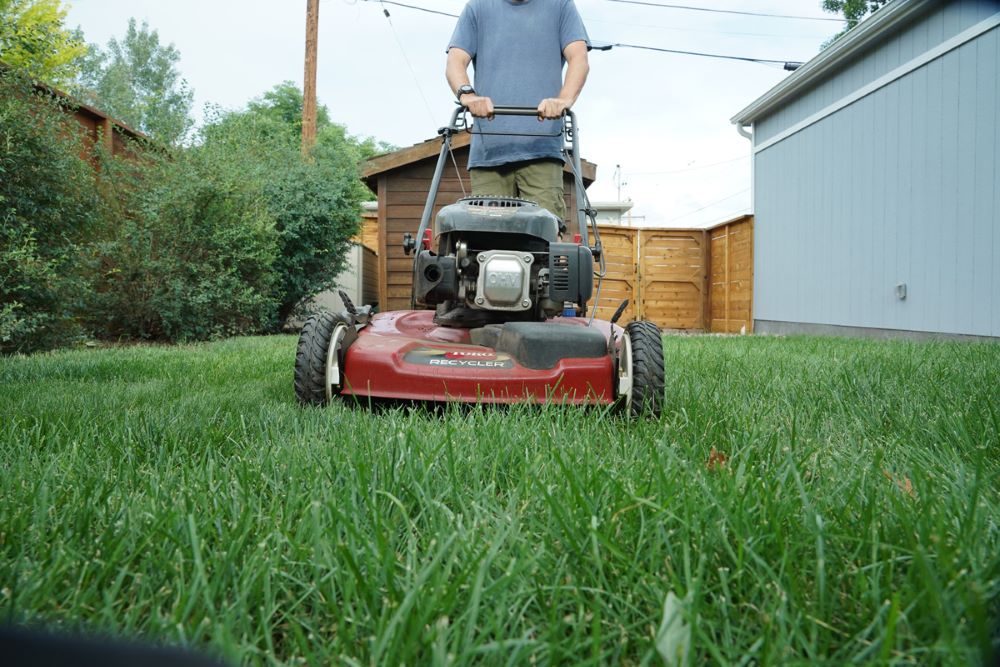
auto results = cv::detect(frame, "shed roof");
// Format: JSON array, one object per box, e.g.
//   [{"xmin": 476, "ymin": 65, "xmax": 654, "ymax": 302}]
[
  {"xmin": 731, "ymin": 0, "xmax": 929, "ymax": 126},
  {"xmin": 1, "ymin": 59, "xmax": 150, "ymax": 143},
  {"xmin": 362, "ymin": 131, "xmax": 597, "ymax": 193}
]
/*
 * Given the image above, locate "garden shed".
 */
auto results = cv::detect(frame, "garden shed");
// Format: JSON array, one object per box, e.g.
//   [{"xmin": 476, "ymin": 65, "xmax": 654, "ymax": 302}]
[
  {"xmin": 0, "ymin": 60, "xmax": 147, "ymax": 164},
  {"xmin": 732, "ymin": 0, "xmax": 1000, "ymax": 340},
  {"xmin": 362, "ymin": 132, "xmax": 596, "ymax": 312}
]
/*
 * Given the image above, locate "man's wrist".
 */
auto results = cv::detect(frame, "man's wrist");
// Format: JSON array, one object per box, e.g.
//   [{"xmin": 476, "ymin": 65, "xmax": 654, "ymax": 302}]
[{"xmin": 456, "ymin": 83, "xmax": 475, "ymax": 103}]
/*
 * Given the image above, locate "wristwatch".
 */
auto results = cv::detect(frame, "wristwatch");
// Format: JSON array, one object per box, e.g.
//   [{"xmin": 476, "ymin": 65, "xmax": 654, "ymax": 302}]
[{"xmin": 456, "ymin": 84, "xmax": 475, "ymax": 102}]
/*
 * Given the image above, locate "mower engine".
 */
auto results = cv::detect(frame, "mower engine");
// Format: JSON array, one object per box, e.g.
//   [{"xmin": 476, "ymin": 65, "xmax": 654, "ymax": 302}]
[{"xmin": 408, "ymin": 196, "xmax": 594, "ymax": 322}]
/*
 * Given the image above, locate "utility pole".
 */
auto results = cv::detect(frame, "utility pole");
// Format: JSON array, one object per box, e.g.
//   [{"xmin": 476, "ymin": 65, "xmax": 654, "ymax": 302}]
[{"xmin": 302, "ymin": 0, "xmax": 320, "ymax": 156}]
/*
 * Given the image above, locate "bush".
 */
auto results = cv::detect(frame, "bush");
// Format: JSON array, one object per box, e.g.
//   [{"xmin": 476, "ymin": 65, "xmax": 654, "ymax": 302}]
[
  {"xmin": 199, "ymin": 109, "xmax": 365, "ymax": 323},
  {"xmin": 2, "ymin": 72, "xmax": 370, "ymax": 351},
  {"xmin": 0, "ymin": 72, "xmax": 101, "ymax": 354},
  {"xmin": 85, "ymin": 105, "xmax": 366, "ymax": 341},
  {"xmin": 85, "ymin": 144, "xmax": 279, "ymax": 342}
]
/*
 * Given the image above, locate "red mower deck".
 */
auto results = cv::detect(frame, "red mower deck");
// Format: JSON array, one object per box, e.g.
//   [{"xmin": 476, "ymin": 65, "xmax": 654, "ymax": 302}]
[{"xmin": 339, "ymin": 310, "xmax": 619, "ymax": 404}]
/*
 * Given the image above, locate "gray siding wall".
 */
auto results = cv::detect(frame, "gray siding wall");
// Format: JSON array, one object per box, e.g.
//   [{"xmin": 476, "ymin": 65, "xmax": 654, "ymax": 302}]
[
  {"xmin": 752, "ymin": 0, "xmax": 999, "ymax": 337},
  {"xmin": 755, "ymin": 0, "xmax": 999, "ymax": 144}
]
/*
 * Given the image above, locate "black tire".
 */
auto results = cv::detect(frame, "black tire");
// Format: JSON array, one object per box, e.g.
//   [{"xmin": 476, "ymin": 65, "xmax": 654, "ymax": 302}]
[
  {"xmin": 625, "ymin": 320, "xmax": 665, "ymax": 417},
  {"xmin": 294, "ymin": 312, "xmax": 344, "ymax": 406}
]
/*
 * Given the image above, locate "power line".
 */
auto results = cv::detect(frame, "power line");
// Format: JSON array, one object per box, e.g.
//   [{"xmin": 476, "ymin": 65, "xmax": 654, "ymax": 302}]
[
  {"xmin": 358, "ymin": 0, "xmax": 806, "ymax": 68},
  {"xmin": 376, "ymin": 0, "xmax": 439, "ymax": 125},
  {"xmin": 667, "ymin": 188, "xmax": 749, "ymax": 223},
  {"xmin": 364, "ymin": 1, "xmax": 832, "ymax": 39},
  {"xmin": 368, "ymin": 0, "xmax": 457, "ymax": 18},
  {"xmin": 585, "ymin": 16, "xmax": 830, "ymax": 40},
  {"xmin": 600, "ymin": 42, "xmax": 801, "ymax": 68},
  {"xmin": 604, "ymin": 0, "xmax": 844, "ymax": 22},
  {"xmin": 628, "ymin": 154, "xmax": 748, "ymax": 176}
]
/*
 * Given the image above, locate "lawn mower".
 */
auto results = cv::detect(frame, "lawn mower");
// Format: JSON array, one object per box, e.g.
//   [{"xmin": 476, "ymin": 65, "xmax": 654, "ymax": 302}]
[{"xmin": 294, "ymin": 106, "xmax": 665, "ymax": 415}]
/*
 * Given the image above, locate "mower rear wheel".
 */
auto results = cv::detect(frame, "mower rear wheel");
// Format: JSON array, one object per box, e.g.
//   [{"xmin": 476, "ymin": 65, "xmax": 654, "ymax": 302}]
[
  {"xmin": 623, "ymin": 321, "xmax": 665, "ymax": 416},
  {"xmin": 294, "ymin": 312, "xmax": 349, "ymax": 406}
]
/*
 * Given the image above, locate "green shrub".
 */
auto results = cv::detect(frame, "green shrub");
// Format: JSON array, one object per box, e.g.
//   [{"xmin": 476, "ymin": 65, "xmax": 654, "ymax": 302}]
[
  {"xmin": 2, "ymin": 72, "xmax": 370, "ymax": 351},
  {"xmin": 0, "ymin": 72, "xmax": 101, "ymax": 354},
  {"xmin": 85, "ymin": 144, "xmax": 279, "ymax": 342},
  {"xmin": 199, "ymin": 109, "xmax": 364, "ymax": 323}
]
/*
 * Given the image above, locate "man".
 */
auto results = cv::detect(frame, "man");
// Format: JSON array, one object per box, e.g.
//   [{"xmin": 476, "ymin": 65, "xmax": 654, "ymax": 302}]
[{"xmin": 445, "ymin": 0, "xmax": 590, "ymax": 225}]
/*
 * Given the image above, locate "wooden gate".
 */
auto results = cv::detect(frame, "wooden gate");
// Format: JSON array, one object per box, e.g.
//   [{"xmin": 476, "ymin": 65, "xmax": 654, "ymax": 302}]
[
  {"xmin": 709, "ymin": 217, "xmax": 754, "ymax": 333},
  {"xmin": 638, "ymin": 229, "xmax": 707, "ymax": 330},
  {"xmin": 591, "ymin": 216, "xmax": 753, "ymax": 332}
]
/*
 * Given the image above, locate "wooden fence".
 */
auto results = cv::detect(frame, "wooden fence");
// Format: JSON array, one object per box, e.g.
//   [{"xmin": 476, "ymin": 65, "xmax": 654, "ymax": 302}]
[
  {"xmin": 591, "ymin": 215, "xmax": 753, "ymax": 333},
  {"xmin": 709, "ymin": 217, "xmax": 754, "ymax": 333}
]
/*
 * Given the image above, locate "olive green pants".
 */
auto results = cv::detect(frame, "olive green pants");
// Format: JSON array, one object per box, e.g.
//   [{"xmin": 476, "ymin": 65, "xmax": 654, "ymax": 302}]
[{"xmin": 469, "ymin": 159, "xmax": 566, "ymax": 222}]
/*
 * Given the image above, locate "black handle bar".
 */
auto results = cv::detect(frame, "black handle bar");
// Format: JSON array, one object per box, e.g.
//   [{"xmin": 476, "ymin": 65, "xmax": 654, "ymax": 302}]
[
  {"xmin": 458, "ymin": 104, "xmax": 566, "ymax": 117},
  {"xmin": 491, "ymin": 106, "xmax": 548, "ymax": 117}
]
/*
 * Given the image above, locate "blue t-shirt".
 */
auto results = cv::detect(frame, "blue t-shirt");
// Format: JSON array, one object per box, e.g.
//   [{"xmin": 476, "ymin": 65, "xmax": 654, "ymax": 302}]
[{"xmin": 448, "ymin": 0, "xmax": 589, "ymax": 169}]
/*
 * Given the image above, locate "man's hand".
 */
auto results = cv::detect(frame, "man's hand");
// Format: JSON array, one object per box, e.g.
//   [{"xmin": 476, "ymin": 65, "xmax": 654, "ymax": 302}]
[
  {"xmin": 536, "ymin": 97, "xmax": 571, "ymax": 120},
  {"xmin": 461, "ymin": 94, "xmax": 495, "ymax": 119}
]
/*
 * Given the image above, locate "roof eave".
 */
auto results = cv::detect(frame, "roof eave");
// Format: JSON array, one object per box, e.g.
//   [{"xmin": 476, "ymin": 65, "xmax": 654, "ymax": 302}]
[
  {"xmin": 730, "ymin": 0, "xmax": 931, "ymax": 126},
  {"xmin": 1, "ymin": 59, "xmax": 151, "ymax": 142}
]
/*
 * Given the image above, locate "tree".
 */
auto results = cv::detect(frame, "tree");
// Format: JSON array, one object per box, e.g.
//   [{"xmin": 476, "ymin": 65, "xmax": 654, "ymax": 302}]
[
  {"xmin": 200, "ymin": 82, "xmax": 390, "ymax": 323},
  {"xmin": 245, "ymin": 81, "xmax": 392, "ymax": 160},
  {"xmin": 0, "ymin": 0, "xmax": 86, "ymax": 85},
  {"xmin": 73, "ymin": 18, "xmax": 192, "ymax": 145},
  {"xmin": 822, "ymin": 0, "xmax": 891, "ymax": 33},
  {"xmin": 247, "ymin": 80, "xmax": 331, "ymax": 137},
  {"xmin": 0, "ymin": 72, "xmax": 102, "ymax": 353}
]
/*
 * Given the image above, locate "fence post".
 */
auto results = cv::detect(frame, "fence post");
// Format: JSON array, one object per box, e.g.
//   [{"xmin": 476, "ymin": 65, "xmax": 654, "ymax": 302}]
[
  {"xmin": 724, "ymin": 225, "xmax": 731, "ymax": 332},
  {"xmin": 634, "ymin": 229, "xmax": 642, "ymax": 320},
  {"xmin": 702, "ymin": 229, "xmax": 712, "ymax": 331}
]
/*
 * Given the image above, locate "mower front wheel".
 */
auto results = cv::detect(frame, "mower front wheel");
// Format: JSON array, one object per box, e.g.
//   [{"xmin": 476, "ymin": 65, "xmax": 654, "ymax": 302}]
[
  {"xmin": 294, "ymin": 312, "xmax": 351, "ymax": 406},
  {"xmin": 619, "ymin": 321, "xmax": 665, "ymax": 416}
]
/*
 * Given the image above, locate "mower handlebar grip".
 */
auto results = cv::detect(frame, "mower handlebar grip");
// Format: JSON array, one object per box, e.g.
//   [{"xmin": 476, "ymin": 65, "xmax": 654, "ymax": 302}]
[
  {"xmin": 490, "ymin": 106, "xmax": 545, "ymax": 117},
  {"xmin": 457, "ymin": 105, "xmax": 569, "ymax": 118}
]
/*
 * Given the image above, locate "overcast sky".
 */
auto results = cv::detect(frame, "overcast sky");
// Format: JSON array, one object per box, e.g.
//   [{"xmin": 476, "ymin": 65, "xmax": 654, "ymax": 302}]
[{"xmin": 65, "ymin": 0, "xmax": 844, "ymax": 227}]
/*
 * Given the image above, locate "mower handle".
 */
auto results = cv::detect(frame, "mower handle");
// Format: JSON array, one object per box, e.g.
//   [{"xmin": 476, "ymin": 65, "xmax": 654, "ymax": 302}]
[
  {"xmin": 457, "ymin": 104, "xmax": 565, "ymax": 118},
  {"xmin": 492, "ymin": 105, "xmax": 559, "ymax": 117}
]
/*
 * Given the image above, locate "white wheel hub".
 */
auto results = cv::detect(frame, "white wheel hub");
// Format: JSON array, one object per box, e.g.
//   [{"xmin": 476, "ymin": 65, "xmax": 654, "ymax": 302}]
[
  {"xmin": 325, "ymin": 322, "xmax": 350, "ymax": 402},
  {"xmin": 617, "ymin": 332, "xmax": 633, "ymax": 410}
]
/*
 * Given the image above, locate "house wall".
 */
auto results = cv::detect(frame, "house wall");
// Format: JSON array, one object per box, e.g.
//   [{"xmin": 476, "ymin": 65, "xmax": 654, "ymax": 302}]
[{"xmin": 752, "ymin": 0, "xmax": 999, "ymax": 338}]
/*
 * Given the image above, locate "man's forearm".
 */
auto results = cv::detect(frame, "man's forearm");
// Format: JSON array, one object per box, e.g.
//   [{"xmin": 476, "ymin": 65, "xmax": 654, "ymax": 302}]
[
  {"xmin": 537, "ymin": 44, "xmax": 589, "ymax": 119},
  {"xmin": 558, "ymin": 49, "xmax": 589, "ymax": 106},
  {"xmin": 445, "ymin": 54, "xmax": 471, "ymax": 96}
]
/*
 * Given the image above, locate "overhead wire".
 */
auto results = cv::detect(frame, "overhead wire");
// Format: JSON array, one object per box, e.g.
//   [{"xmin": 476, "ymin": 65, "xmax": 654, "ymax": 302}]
[
  {"xmin": 371, "ymin": 0, "xmax": 457, "ymax": 18},
  {"xmin": 596, "ymin": 42, "xmax": 801, "ymax": 67},
  {"xmin": 667, "ymin": 188, "xmax": 749, "ymax": 223},
  {"xmin": 584, "ymin": 16, "xmax": 831, "ymax": 40},
  {"xmin": 374, "ymin": 0, "xmax": 439, "ymax": 126},
  {"xmin": 603, "ymin": 0, "xmax": 844, "ymax": 22},
  {"xmin": 627, "ymin": 154, "xmax": 748, "ymax": 176},
  {"xmin": 358, "ymin": 0, "xmax": 810, "ymax": 68}
]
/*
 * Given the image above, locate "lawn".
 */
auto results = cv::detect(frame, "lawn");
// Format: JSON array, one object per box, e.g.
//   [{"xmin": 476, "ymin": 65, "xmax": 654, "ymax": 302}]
[{"xmin": 1, "ymin": 333, "xmax": 998, "ymax": 665}]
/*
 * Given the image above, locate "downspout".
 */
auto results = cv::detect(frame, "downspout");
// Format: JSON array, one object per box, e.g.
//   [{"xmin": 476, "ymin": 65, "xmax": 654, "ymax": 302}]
[
  {"xmin": 735, "ymin": 123, "xmax": 754, "ymax": 211},
  {"xmin": 735, "ymin": 122, "xmax": 754, "ymax": 333}
]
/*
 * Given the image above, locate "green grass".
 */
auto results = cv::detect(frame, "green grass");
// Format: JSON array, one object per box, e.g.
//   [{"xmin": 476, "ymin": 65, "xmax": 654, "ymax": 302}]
[{"xmin": 1, "ymin": 334, "xmax": 998, "ymax": 665}]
